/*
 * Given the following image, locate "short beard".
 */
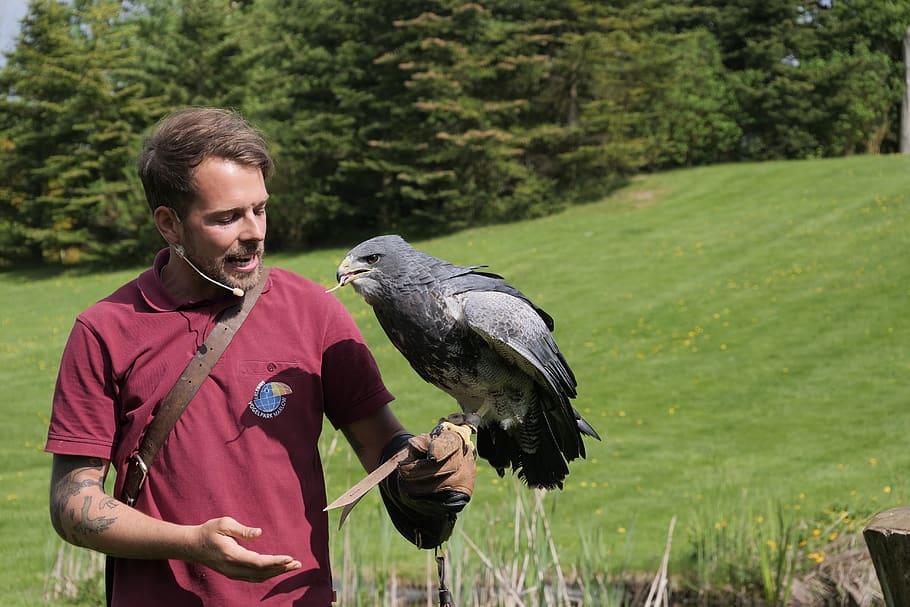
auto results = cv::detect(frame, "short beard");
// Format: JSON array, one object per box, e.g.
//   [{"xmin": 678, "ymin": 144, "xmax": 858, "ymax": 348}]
[{"xmin": 185, "ymin": 242, "xmax": 265, "ymax": 294}]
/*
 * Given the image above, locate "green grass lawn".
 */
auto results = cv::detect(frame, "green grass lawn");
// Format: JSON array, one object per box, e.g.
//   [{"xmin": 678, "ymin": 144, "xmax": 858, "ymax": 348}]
[{"xmin": 3, "ymin": 155, "xmax": 909, "ymax": 604}]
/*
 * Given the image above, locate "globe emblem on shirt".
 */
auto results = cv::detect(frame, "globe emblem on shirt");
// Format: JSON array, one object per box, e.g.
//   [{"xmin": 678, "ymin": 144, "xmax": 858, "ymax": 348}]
[{"xmin": 249, "ymin": 381, "xmax": 292, "ymax": 419}]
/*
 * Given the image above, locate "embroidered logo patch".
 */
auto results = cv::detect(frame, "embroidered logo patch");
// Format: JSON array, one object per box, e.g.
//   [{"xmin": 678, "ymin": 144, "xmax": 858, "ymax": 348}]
[{"xmin": 249, "ymin": 381, "xmax": 293, "ymax": 419}]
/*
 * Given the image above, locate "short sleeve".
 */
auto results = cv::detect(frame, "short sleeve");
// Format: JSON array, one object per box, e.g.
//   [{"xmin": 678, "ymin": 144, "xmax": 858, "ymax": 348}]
[
  {"xmin": 45, "ymin": 319, "xmax": 119, "ymax": 459},
  {"xmin": 320, "ymin": 303, "xmax": 394, "ymax": 429}
]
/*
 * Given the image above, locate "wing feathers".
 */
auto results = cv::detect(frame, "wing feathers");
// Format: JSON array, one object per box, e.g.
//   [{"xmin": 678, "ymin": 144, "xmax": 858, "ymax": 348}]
[
  {"xmin": 340, "ymin": 235, "xmax": 599, "ymax": 490},
  {"xmin": 457, "ymin": 291, "xmax": 574, "ymax": 399}
]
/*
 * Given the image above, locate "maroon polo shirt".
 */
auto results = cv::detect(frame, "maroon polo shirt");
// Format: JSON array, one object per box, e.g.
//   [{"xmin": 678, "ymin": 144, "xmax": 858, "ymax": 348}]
[{"xmin": 47, "ymin": 249, "xmax": 394, "ymax": 606}]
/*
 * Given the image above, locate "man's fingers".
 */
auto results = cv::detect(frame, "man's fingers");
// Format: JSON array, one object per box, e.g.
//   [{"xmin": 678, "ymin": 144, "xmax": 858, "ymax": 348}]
[
  {"xmin": 407, "ymin": 434, "xmax": 431, "ymax": 453},
  {"xmin": 221, "ymin": 543, "xmax": 302, "ymax": 581},
  {"xmin": 201, "ymin": 517, "xmax": 302, "ymax": 581},
  {"xmin": 244, "ymin": 552, "xmax": 303, "ymax": 578},
  {"xmin": 426, "ymin": 431, "xmax": 464, "ymax": 460},
  {"xmin": 407, "ymin": 429, "xmax": 467, "ymax": 461}
]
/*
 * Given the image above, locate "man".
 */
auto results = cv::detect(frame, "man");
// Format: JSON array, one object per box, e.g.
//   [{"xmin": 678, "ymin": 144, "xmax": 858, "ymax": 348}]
[{"xmin": 46, "ymin": 107, "xmax": 475, "ymax": 606}]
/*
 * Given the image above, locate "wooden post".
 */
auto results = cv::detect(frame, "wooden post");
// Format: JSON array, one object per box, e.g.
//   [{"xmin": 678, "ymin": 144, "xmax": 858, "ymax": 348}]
[{"xmin": 863, "ymin": 507, "xmax": 910, "ymax": 606}]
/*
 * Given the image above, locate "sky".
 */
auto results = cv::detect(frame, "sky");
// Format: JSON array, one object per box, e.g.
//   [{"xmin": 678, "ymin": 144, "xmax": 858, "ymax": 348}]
[{"xmin": 0, "ymin": 0, "xmax": 30, "ymax": 64}]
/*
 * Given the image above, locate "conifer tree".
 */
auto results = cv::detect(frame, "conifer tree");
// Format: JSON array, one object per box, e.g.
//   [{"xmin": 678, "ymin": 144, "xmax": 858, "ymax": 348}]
[
  {"xmin": 368, "ymin": 1, "xmax": 566, "ymax": 234},
  {"xmin": 132, "ymin": 0, "xmax": 249, "ymax": 108},
  {"xmin": 0, "ymin": 0, "xmax": 164, "ymax": 265}
]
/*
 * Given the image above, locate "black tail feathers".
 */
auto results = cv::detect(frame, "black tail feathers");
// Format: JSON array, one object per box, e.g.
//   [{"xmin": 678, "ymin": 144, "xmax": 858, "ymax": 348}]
[{"xmin": 476, "ymin": 424, "xmax": 585, "ymax": 491}]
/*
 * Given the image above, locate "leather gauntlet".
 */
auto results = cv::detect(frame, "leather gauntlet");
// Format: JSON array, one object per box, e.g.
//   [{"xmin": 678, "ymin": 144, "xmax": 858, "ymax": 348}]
[{"xmin": 379, "ymin": 413, "xmax": 478, "ymax": 548}]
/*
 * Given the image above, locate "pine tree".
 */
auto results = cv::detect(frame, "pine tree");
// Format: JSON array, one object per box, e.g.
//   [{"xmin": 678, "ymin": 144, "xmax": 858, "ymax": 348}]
[
  {"xmin": 366, "ymin": 1, "xmax": 574, "ymax": 234},
  {"xmin": 131, "ymin": 0, "xmax": 250, "ymax": 108},
  {"xmin": 234, "ymin": 0, "xmax": 395, "ymax": 248},
  {"xmin": 0, "ymin": 0, "xmax": 164, "ymax": 265}
]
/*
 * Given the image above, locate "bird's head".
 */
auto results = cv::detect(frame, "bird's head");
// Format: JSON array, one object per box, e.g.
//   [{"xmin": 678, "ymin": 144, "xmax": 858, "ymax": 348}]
[{"xmin": 332, "ymin": 235, "xmax": 414, "ymax": 304}]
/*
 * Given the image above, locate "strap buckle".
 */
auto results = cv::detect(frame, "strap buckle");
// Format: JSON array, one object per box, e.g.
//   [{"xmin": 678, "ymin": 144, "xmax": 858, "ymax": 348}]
[{"xmin": 122, "ymin": 454, "xmax": 148, "ymax": 507}]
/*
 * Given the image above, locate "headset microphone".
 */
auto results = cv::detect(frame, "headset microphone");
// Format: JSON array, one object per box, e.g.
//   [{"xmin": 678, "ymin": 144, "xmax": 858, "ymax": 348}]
[{"xmin": 172, "ymin": 244, "xmax": 245, "ymax": 297}]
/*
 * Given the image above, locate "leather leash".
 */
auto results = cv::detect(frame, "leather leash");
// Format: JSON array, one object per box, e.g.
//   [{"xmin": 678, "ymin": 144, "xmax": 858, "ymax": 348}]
[
  {"xmin": 120, "ymin": 268, "xmax": 270, "ymax": 506},
  {"xmin": 324, "ymin": 446, "xmax": 409, "ymax": 527}
]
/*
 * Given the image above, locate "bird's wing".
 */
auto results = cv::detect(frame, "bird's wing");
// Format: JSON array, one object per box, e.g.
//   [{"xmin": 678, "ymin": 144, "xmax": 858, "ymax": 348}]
[{"xmin": 454, "ymin": 289, "xmax": 576, "ymax": 400}]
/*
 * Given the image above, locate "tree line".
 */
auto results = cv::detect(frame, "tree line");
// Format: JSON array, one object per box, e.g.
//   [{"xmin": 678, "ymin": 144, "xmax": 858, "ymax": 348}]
[{"xmin": 0, "ymin": 0, "xmax": 906, "ymax": 266}]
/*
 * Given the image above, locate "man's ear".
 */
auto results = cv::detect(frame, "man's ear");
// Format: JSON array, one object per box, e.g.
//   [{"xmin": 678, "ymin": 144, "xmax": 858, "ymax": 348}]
[{"xmin": 153, "ymin": 206, "xmax": 182, "ymax": 246}]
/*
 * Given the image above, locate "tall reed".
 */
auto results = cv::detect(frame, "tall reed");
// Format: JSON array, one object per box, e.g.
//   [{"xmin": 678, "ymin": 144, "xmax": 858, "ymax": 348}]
[{"xmin": 326, "ymin": 476, "xmax": 627, "ymax": 606}]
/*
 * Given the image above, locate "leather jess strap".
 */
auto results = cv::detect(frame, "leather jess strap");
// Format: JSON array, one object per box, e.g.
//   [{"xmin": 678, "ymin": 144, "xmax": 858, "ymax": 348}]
[{"xmin": 120, "ymin": 268, "xmax": 270, "ymax": 506}]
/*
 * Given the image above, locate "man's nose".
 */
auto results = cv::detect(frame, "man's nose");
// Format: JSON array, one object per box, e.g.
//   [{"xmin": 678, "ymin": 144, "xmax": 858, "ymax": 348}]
[{"xmin": 240, "ymin": 211, "xmax": 266, "ymax": 241}]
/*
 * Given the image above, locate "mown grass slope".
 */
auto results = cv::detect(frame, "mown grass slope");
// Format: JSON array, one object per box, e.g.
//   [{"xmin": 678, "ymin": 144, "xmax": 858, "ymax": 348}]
[{"xmin": 2, "ymin": 155, "xmax": 908, "ymax": 604}]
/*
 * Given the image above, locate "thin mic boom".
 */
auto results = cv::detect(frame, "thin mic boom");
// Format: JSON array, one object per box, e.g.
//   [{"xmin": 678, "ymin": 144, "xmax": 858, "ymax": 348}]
[{"xmin": 173, "ymin": 245, "xmax": 245, "ymax": 297}]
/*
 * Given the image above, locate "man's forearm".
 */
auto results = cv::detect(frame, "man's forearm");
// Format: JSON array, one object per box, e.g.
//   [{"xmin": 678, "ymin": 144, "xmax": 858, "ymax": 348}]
[
  {"xmin": 50, "ymin": 455, "xmax": 192, "ymax": 561},
  {"xmin": 49, "ymin": 454, "xmax": 302, "ymax": 582}
]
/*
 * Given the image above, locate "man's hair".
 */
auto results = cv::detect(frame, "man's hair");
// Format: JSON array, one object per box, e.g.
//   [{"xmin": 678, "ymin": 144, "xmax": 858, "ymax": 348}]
[{"xmin": 138, "ymin": 107, "xmax": 274, "ymax": 216}]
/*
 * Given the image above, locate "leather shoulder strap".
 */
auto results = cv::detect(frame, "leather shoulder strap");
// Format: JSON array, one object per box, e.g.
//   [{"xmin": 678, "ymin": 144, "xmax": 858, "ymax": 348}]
[{"xmin": 121, "ymin": 267, "xmax": 270, "ymax": 505}]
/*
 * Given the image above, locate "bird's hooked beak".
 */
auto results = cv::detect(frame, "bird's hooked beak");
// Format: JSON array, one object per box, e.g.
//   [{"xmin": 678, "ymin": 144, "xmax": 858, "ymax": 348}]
[{"xmin": 326, "ymin": 256, "xmax": 374, "ymax": 293}]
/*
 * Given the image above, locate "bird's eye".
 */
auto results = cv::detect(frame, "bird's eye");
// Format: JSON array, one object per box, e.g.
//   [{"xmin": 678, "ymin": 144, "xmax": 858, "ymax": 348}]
[{"xmin": 365, "ymin": 254, "xmax": 381, "ymax": 264}]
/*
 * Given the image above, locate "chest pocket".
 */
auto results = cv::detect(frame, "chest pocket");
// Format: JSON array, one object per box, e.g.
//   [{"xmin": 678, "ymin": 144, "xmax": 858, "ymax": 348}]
[{"xmin": 239, "ymin": 359, "xmax": 301, "ymax": 376}]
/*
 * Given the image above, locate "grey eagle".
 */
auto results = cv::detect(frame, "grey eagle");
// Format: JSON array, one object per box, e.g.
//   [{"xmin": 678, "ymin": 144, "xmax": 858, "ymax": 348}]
[{"xmin": 334, "ymin": 235, "xmax": 600, "ymax": 490}]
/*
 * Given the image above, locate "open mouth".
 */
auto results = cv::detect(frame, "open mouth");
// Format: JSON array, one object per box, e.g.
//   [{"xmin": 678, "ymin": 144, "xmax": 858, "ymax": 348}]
[
  {"xmin": 225, "ymin": 252, "xmax": 260, "ymax": 273},
  {"xmin": 326, "ymin": 267, "xmax": 373, "ymax": 293},
  {"xmin": 339, "ymin": 268, "xmax": 372, "ymax": 285}
]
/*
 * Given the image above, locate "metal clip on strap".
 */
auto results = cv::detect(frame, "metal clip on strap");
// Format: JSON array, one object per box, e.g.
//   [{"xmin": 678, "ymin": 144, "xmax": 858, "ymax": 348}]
[
  {"xmin": 437, "ymin": 547, "xmax": 456, "ymax": 607},
  {"xmin": 117, "ymin": 268, "xmax": 269, "ymax": 507},
  {"xmin": 122, "ymin": 454, "xmax": 148, "ymax": 506}
]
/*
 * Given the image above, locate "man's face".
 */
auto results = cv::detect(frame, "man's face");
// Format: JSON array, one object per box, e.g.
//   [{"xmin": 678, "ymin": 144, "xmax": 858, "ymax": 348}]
[{"xmin": 178, "ymin": 157, "xmax": 268, "ymax": 294}]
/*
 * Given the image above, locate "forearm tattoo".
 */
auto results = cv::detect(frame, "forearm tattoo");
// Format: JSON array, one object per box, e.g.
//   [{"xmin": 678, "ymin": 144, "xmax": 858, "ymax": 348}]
[{"xmin": 51, "ymin": 458, "xmax": 119, "ymax": 546}]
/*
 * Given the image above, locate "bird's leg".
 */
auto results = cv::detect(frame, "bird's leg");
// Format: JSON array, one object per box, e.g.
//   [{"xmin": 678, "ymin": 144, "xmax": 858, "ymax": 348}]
[
  {"xmin": 426, "ymin": 413, "xmax": 479, "ymax": 460},
  {"xmin": 472, "ymin": 403, "xmax": 493, "ymax": 419}
]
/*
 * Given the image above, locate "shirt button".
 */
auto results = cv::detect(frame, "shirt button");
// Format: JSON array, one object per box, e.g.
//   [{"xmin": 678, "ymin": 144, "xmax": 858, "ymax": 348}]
[{"xmin": 267, "ymin": 362, "xmax": 277, "ymax": 372}]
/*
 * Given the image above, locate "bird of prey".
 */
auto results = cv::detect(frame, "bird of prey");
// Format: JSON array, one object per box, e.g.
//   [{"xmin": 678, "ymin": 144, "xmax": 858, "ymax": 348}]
[{"xmin": 332, "ymin": 235, "xmax": 600, "ymax": 490}]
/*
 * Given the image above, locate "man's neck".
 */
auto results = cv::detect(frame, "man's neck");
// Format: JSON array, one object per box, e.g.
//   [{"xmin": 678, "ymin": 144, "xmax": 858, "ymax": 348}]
[{"xmin": 161, "ymin": 254, "xmax": 223, "ymax": 304}]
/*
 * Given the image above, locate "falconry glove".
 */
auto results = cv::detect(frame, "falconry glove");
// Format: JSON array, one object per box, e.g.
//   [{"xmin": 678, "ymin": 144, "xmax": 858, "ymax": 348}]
[{"xmin": 379, "ymin": 413, "xmax": 478, "ymax": 548}]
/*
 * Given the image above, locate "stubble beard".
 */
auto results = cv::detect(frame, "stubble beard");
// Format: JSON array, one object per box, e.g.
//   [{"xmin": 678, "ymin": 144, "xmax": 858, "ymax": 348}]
[{"xmin": 185, "ymin": 242, "xmax": 265, "ymax": 293}]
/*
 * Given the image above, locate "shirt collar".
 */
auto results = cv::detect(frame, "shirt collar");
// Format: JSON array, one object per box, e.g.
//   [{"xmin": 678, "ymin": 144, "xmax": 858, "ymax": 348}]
[{"xmin": 137, "ymin": 248, "xmax": 271, "ymax": 312}]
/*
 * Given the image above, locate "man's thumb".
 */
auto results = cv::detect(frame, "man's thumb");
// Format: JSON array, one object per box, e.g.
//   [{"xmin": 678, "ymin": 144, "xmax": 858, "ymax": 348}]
[{"xmin": 221, "ymin": 517, "xmax": 262, "ymax": 540}]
